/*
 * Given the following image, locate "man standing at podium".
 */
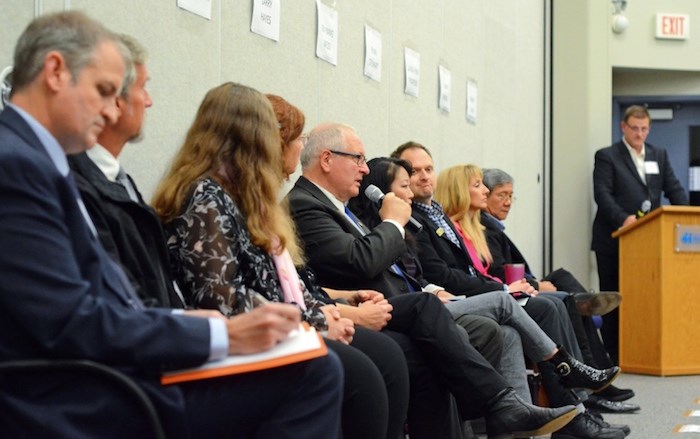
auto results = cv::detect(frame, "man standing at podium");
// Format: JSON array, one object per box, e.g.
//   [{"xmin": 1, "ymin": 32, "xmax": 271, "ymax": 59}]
[{"xmin": 592, "ymin": 104, "xmax": 688, "ymax": 365}]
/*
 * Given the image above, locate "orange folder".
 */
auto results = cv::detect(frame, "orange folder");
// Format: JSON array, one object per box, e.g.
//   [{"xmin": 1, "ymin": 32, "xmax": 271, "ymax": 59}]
[{"xmin": 161, "ymin": 324, "xmax": 327, "ymax": 385}]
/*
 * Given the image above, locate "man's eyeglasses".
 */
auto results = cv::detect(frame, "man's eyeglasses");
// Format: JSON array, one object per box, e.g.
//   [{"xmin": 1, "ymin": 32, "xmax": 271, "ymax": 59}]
[
  {"xmin": 329, "ymin": 150, "xmax": 367, "ymax": 166},
  {"xmin": 493, "ymin": 193, "xmax": 516, "ymax": 202}
]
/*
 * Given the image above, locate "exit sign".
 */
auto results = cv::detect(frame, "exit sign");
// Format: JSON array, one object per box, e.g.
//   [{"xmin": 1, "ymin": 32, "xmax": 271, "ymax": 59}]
[{"xmin": 656, "ymin": 13, "xmax": 690, "ymax": 40}]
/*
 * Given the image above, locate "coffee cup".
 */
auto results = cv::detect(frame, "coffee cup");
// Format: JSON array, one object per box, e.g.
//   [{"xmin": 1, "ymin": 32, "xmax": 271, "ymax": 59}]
[{"xmin": 504, "ymin": 263, "xmax": 526, "ymax": 284}]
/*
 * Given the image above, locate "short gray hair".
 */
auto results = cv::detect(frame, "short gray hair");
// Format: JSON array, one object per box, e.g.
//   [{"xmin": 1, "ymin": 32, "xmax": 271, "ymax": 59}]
[
  {"xmin": 11, "ymin": 11, "xmax": 131, "ymax": 95},
  {"xmin": 482, "ymin": 168, "xmax": 514, "ymax": 191},
  {"xmin": 116, "ymin": 34, "xmax": 147, "ymax": 99},
  {"xmin": 300, "ymin": 123, "xmax": 356, "ymax": 169}
]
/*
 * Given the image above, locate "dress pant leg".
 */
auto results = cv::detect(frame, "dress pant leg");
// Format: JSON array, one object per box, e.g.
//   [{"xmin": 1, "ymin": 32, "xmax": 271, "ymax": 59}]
[
  {"xmin": 445, "ymin": 291, "xmax": 557, "ymax": 362},
  {"xmin": 596, "ymin": 250, "xmax": 620, "ymax": 365},
  {"xmin": 522, "ymin": 297, "xmax": 588, "ymax": 407},
  {"xmin": 453, "ymin": 313, "xmax": 503, "ymax": 367},
  {"xmin": 386, "ymin": 293, "xmax": 509, "ymax": 419},
  {"xmin": 180, "ymin": 350, "xmax": 343, "ymax": 439},
  {"xmin": 538, "ymin": 293, "xmax": 588, "ymax": 362},
  {"xmin": 543, "ymin": 268, "xmax": 587, "ymax": 293},
  {"xmin": 381, "ymin": 330, "xmax": 465, "ymax": 439},
  {"xmin": 350, "ymin": 326, "xmax": 410, "ymax": 439},
  {"xmin": 596, "ymin": 250, "xmax": 620, "ymax": 291},
  {"xmin": 583, "ymin": 316, "xmax": 614, "ymax": 369},
  {"xmin": 326, "ymin": 337, "xmax": 389, "ymax": 439},
  {"xmin": 497, "ymin": 325, "xmax": 532, "ymax": 403},
  {"xmin": 523, "ymin": 296, "xmax": 582, "ymax": 360},
  {"xmin": 538, "ymin": 271, "xmax": 609, "ymax": 366}
]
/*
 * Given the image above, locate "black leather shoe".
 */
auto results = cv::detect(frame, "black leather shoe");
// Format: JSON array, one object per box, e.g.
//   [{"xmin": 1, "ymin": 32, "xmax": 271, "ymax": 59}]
[
  {"xmin": 595, "ymin": 384, "xmax": 635, "ymax": 402},
  {"xmin": 574, "ymin": 291, "xmax": 621, "ymax": 316},
  {"xmin": 485, "ymin": 389, "xmax": 577, "ymax": 439},
  {"xmin": 551, "ymin": 411, "xmax": 627, "ymax": 439},
  {"xmin": 588, "ymin": 410, "xmax": 631, "ymax": 436},
  {"xmin": 549, "ymin": 347, "xmax": 620, "ymax": 391},
  {"xmin": 584, "ymin": 395, "xmax": 640, "ymax": 414}
]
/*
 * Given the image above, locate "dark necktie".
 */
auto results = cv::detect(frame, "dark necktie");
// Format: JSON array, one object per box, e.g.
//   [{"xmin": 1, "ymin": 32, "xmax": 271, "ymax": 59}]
[{"xmin": 116, "ymin": 167, "xmax": 139, "ymax": 202}]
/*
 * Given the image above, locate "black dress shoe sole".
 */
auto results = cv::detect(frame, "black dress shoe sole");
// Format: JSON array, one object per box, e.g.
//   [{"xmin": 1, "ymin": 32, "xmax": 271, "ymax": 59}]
[
  {"xmin": 595, "ymin": 366, "xmax": 620, "ymax": 392},
  {"xmin": 595, "ymin": 387, "xmax": 635, "ymax": 402},
  {"xmin": 488, "ymin": 408, "xmax": 578, "ymax": 439}
]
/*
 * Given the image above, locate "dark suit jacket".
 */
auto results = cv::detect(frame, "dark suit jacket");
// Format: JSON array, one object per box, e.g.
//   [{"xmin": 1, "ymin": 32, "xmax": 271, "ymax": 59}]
[
  {"xmin": 0, "ymin": 107, "xmax": 209, "ymax": 438},
  {"xmin": 482, "ymin": 213, "xmax": 590, "ymax": 293},
  {"xmin": 411, "ymin": 205, "xmax": 504, "ymax": 296},
  {"xmin": 287, "ymin": 176, "xmax": 421, "ymax": 297},
  {"xmin": 480, "ymin": 213, "xmax": 538, "ymax": 288},
  {"xmin": 592, "ymin": 141, "xmax": 688, "ymax": 254},
  {"xmin": 68, "ymin": 152, "xmax": 184, "ymax": 308}
]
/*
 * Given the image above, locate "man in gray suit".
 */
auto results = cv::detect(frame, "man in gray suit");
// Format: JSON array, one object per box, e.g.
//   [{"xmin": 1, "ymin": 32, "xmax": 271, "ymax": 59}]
[{"xmin": 592, "ymin": 105, "xmax": 688, "ymax": 364}]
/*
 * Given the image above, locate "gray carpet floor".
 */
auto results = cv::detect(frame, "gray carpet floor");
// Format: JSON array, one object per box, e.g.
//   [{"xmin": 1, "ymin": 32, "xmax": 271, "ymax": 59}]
[
  {"xmin": 475, "ymin": 372, "xmax": 700, "ymax": 438},
  {"xmin": 599, "ymin": 372, "xmax": 700, "ymax": 438}
]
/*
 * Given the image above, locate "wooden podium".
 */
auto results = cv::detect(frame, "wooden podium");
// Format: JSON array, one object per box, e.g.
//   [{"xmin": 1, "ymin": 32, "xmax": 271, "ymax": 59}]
[{"xmin": 612, "ymin": 206, "xmax": 700, "ymax": 376}]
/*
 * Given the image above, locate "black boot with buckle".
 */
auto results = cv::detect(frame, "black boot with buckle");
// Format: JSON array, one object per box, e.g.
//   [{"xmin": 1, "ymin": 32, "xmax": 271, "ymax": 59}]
[{"xmin": 547, "ymin": 346, "xmax": 620, "ymax": 391}]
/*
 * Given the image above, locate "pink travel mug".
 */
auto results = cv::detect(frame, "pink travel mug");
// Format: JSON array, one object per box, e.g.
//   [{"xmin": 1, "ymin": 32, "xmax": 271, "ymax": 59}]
[{"xmin": 504, "ymin": 263, "xmax": 525, "ymax": 284}]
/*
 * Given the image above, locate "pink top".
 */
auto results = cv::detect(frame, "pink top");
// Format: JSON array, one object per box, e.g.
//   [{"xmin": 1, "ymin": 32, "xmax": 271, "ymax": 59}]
[
  {"xmin": 270, "ymin": 238, "xmax": 307, "ymax": 310},
  {"xmin": 452, "ymin": 221, "xmax": 503, "ymax": 283}
]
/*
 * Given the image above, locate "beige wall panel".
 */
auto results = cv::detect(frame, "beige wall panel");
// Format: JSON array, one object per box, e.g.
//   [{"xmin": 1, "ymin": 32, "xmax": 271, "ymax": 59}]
[
  {"xmin": 614, "ymin": 69, "xmax": 700, "ymax": 96},
  {"xmin": 313, "ymin": 0, "xmax": 392, "ymax": 160},
  {"xmin": 387, "ymin": 1, "xmax": 444, "ymax": 157},
  {"xmin": 610, "ymin": 0, "xmax": 700, "ymax": 71},
  {"xmin": 481, "ymin": 1, "xmax": 545, "ymax": 277},
  {"xmin": 1, "ymin": 1, "xmax": 35, "ymax": 69}
]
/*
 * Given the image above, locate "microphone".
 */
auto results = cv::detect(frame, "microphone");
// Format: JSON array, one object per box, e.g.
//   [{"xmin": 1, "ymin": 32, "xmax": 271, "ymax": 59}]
[
  {"xmin": 365, "ymin": 184, "xmax": 423, "ymax": 233},
  {"xmin": 636, "ymin": 199, "xmax": 652, "ymax": 218}
]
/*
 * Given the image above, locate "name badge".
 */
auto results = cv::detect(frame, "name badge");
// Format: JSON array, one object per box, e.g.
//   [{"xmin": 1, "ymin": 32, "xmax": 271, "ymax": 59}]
[{"xmin": 644, "ymin": 161, "xmax": 660, "ymax": 174}]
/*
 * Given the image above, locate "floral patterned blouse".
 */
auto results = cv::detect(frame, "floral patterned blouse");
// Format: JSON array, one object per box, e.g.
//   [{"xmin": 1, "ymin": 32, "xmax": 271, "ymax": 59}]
[{"xmin": 166, "ymin": 177, "xmax": 328, "ymax": 330}]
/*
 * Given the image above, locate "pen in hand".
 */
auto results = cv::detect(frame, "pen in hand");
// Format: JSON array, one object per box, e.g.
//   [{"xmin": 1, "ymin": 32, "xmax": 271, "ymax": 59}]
[{"xmin": 251, "ymin": 291, "xmax": 271, "ymax": 308}]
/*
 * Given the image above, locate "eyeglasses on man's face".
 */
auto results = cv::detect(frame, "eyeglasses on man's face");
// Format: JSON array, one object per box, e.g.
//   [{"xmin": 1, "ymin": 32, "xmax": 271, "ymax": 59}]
[
  {"xmin": 492, "ymin": 192, "xmax": 516, "ymax": 202},
  {"xmin": 329, "ymin": 149, "xmax": 367, "ymax": 166}
]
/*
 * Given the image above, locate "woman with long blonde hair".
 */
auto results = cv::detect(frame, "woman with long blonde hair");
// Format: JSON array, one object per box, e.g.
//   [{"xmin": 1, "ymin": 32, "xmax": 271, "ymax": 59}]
[
  {"xmin": 433, "ymin": 164, "xmax": 629, "ymax": 436},
  {"xmin": 434, "ymin": 164, "xmax": 495, "ymax": 276}
]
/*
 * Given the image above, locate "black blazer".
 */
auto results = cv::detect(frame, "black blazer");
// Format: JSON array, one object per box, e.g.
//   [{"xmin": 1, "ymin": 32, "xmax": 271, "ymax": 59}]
[
  {"xmin": 411, "ymin": 206, "xmax": 504, "ymax": 296},
  {"xmin": 592, "ymin": 141, "xmax": 688, "ymax": 254},
  {"xmin": 480, "ymin": 213, "xmax": 538, "ymax": 287},
  {"xmin": 287, "ymin": 176, "xmax": 421, "ymax": 297},
  {"xmin": 68, "ymin": 152, "xmax": 184, "ymax": 308},
  {"xmin": 0, "ymin": 107, "xmax": 210, "ymax": 438}
]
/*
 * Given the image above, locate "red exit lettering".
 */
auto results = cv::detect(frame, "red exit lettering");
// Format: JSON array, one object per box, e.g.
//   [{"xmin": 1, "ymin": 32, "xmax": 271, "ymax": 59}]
[
  {"xmin": 656, "ymin": 14, "xmax": 689, "ymax": 40},
  {"xmin": 662, "ymin": 16, "xmax": 685, "ymax": 36}
]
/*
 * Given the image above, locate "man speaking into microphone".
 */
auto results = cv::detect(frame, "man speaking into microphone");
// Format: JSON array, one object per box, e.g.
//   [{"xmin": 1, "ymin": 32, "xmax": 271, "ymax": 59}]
[{"xmin": 592, "ymin": 105, "xmax": 688, "ymax": 364}]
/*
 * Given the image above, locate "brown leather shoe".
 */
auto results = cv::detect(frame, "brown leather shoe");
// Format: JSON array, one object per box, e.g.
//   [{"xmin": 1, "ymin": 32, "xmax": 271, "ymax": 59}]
[{"xmin": 574, "ymin": 291, "xmax": 621, "ymax": 316}]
